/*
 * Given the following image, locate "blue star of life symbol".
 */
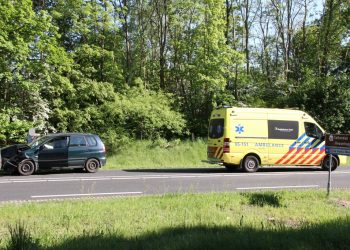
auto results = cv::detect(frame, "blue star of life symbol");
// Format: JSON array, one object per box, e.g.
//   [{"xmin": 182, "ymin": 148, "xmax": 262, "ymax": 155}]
[{"xmin": 235, "ymin": 124, "xmax": 244, "ymax": 134}]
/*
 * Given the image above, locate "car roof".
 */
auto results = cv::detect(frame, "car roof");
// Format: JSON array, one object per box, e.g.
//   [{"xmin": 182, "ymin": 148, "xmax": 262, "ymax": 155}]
[{"xmin": 45, "ymin": 133, "xmax": 96, "ymax": 137}]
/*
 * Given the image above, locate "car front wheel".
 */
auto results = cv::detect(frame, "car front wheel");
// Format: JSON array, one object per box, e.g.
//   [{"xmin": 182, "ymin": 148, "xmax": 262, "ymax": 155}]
[
  {"xmin": 85, "ymin": 158, "xmax": 100, "ymax": 173},
  {"xmin": 18, "ymin": 160, "xmax": 35, "ymax": 176}
]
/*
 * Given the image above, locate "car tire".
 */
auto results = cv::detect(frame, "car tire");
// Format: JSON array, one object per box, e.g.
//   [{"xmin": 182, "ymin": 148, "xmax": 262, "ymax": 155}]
[
  {"xmin": 322, "ymin": 155, "xmax": 338, "ymax": 171},
  {"xmin": 18, "ymin": 160, "xmax": 35, "ymax": 176},
  {"xmin": 85, "ymin": 158, "xmax": 100, "ymax": 173},
  {"xmin": 242, "ymin": 155, "xmax": 259, "ymax": 173}
]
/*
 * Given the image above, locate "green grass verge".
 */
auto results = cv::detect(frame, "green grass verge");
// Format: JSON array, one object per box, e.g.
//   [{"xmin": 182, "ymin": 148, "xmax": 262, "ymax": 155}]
[
  {"xmin": 1, "ymin": 190, "xmax": 350, "ymax": 249},
  {"xmin": 105, "ymin": 139, "xmax": 212, "ymax": 169},
  {"xmin": 346, "ymin": 156, "xmax": 350, "ymax": 166}
]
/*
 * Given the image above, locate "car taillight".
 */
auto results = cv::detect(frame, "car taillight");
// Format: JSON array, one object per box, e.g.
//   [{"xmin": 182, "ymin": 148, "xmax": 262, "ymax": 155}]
[{"xmin": 223, "ymin": 138, "xmax": 230, "ymax": 153}]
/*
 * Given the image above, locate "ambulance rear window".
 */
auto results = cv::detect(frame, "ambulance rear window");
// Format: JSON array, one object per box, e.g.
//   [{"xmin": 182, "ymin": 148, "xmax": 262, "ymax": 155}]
[{"xmin": 209, "ymin": 119, "xmax": 224, "ymax": 139}]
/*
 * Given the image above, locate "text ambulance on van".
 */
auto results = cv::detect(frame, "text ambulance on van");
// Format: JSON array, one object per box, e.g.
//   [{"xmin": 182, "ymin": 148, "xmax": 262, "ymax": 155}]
[{"xmin": 207, "ymin": 107, "xmax": 345, "ymax": 172}]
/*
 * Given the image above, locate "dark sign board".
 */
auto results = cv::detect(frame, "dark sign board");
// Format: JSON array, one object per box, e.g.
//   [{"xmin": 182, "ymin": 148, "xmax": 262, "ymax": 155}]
[
  {"xmin": 325, "ymin": 134, "xmax": 350, "ymax": 156},
  {"xmin": 268, "ymin": 120, "xmax": 299, "ymax": 140}
]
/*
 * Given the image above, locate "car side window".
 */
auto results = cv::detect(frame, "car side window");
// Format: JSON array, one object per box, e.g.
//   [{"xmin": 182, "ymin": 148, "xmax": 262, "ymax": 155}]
[
  {"xmin": 86, "ymin": 136, "xmax": 97, "ymax": 147},
  {"xmin": 45, "ymin": 137, "xmax": 68, "ymax": 149},
  {"xmin": 69, "ymin": 136, "xmax": 87, "ymax": 147}
]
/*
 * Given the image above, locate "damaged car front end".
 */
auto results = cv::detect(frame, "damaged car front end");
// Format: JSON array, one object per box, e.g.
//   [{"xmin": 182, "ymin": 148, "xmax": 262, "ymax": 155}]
[{"xmin": 0, "ymin": 144, "xmax": 34, "ymax": 174}]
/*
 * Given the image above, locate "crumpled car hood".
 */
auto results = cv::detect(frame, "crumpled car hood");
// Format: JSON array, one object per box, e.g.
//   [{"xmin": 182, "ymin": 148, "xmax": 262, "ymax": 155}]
[{"xmin": 0, "ymin": 144, "xmax": 30, "ymax": 168}]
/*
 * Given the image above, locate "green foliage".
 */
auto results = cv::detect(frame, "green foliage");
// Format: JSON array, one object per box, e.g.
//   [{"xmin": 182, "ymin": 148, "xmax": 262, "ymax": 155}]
[
  {"xmin": 0, "ymin": 109, "xmax": 33, "ymax": 144},
  {"xmin": 98, "ymin": 85, "xmax": 187, "ymax": 150},
  {"xmin": 287, "ymin": 74, "xmax": 350, "ymax": 133},
  {"xmin": 0, "ymin": 0, "xmax": 349, "ymax": 142},
  {"xmin": 0, "ymin": 0, "xmax": 72, "ymax": 133},
  {"xmin": 164, "ymin": 0, "xmax": 243, "ymax": 136}
]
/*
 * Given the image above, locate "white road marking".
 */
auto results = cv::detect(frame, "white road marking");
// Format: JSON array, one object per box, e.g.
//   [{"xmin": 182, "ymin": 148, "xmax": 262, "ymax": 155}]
[
  {"xmin": 0, "ymin": 170, "xmax": 349, "ymax": 184},
  {"xmin": 31, "ymin": 191, "xmax": 143, "ymax": 198},
  {"xmin": 236, "ymin": 185, "xmax": 319, "ymax": 190}
]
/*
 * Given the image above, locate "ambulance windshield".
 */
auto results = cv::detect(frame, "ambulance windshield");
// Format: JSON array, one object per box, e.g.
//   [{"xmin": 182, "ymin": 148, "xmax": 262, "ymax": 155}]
[{"xmin": 209, "ymin": 119, "xmax": 224, "ymax": 139}]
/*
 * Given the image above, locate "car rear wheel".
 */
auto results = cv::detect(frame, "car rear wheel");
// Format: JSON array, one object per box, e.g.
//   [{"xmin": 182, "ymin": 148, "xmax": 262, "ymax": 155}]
[
  {"xmin": 322, "ymin": 155, "xmax": 338, "ymax": 171},
  {"xmin": 18, "ymin": 160, "xmax": 35, "ymax": 176},
  {"xmin": 85, "ymin": 158, "xmax": 100, "ymax": 173},
  {"xmin": 242, "ymin": 156, "xmax": 259, "ymax": 173}
]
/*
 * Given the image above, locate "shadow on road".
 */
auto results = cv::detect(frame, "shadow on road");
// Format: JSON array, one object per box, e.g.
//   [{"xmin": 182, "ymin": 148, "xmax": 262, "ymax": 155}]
[
  {"xmin": 124, "ymin": 167, "xmax": 324, "ymax": 174},
  {"xmin": 0, "ymin": 168, "xmax": 86, "ymax": 177},
  {"xmin": 125, "ymin": 168, "xmax": 228, "ymax": 174}
]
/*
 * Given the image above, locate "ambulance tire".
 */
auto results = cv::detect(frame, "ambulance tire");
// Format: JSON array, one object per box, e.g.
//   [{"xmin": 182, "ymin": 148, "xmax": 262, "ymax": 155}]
[
  {"xmin": 321, "ymin": 155, "xmax": 338, "ymax": 171},
  {"xmin": 224, "ymin": 164, "xmax": 239, "ymax": 171},
  {"xmin": 242, "ymin": 156, "xmax": 259, "ymax": 173}
]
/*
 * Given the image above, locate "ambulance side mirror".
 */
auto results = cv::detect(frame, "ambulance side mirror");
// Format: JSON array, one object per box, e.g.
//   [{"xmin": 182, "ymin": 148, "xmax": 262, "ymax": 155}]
[{"xmin": 319, "ymin": 133, "xmax": 325, "ymax": 141}]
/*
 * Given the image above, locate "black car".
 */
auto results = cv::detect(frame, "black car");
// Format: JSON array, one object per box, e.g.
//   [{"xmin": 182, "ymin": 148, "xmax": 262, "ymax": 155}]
[{"xmin": 0, "ymin": 133, "xmax": 106, "ymax": 176}]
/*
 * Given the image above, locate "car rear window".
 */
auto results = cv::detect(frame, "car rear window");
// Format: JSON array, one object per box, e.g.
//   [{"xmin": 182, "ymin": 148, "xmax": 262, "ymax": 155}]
[
  {"xmin": 69, "ymin": 136, "xmax": 87, "ymax": 147},
  {"xmin": 86, "ymin": 136, "xmax": 98, "ymax": 147},
  {"xmin": 209, "ymin": 119, "xmax": 224, "ymax": 139}
]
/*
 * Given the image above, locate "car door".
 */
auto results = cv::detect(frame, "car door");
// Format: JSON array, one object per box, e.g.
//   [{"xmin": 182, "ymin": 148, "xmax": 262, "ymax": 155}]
[
  {"xmin": 68, "ymin": 135, "xmax": 88, "ymax": 167},
  {"xmin": 38, "ymin": 136, "xmax": 69, "ymax": 168}
]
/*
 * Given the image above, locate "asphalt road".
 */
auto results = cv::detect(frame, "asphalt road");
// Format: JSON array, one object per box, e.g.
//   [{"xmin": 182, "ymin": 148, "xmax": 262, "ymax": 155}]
[{"xmin": 0, "ymin": 166, "xmax": 349, "ymax": 202}]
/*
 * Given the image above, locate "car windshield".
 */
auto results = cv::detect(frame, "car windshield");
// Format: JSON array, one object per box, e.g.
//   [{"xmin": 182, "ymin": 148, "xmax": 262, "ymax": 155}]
[{"xmin": 28, "ymin": 136, "xmax": 50, "ymax": 148}]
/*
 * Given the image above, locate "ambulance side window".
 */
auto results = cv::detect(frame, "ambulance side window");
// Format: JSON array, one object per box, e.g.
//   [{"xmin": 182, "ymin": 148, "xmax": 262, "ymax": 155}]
[
  {"xmin": 209, "ymin": 119, "xmax": 224, "ymax": 139},
  {"xmin": 304, "ymin": 122, "xmax": 323, "ymax": 139}
]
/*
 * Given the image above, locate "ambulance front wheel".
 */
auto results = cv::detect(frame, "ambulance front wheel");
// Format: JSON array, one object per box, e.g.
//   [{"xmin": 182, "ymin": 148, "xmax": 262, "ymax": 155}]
[
  {"xmin": 321, "ymin": 155, "xmax": 338, "ymax": 171},
  {"xmin": 242, "ymin": 155, "xmax": 259, "ymax": 173}
]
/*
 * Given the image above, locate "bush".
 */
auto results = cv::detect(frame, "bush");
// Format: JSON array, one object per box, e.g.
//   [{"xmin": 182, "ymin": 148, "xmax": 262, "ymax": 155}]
[
  {"xmin": 93, "ymin": 85, "xmax": 188, "ymax": 151},
  {"xmin": 0, "ymin": 110, "xmax": 33, "ymax": 144}
]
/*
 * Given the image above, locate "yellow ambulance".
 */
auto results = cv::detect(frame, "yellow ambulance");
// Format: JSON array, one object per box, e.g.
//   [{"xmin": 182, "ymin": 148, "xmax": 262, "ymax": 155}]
[{"xmin": 207, "ymin": 107, "xmax": 344, "ymax": 172}]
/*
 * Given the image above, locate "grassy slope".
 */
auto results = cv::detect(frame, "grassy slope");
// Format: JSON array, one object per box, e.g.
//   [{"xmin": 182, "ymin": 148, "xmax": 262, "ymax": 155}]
[
  {"xmin": 105, "ymin": 139, "xmax": 212, "ymax": 169},
  {"xmin": 1, "ymin": 190, "xmax": 350, "ymax": 249}
]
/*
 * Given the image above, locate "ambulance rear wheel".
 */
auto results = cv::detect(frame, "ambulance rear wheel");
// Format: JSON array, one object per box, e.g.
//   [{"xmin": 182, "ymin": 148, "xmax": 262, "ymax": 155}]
[
  {"xmin": 242, "ymin": 156, "xmax": 259, "ymax": 173},
  {"xmin": 322, "ymin": 155, "xmax": 338, "ymax": 171}
]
